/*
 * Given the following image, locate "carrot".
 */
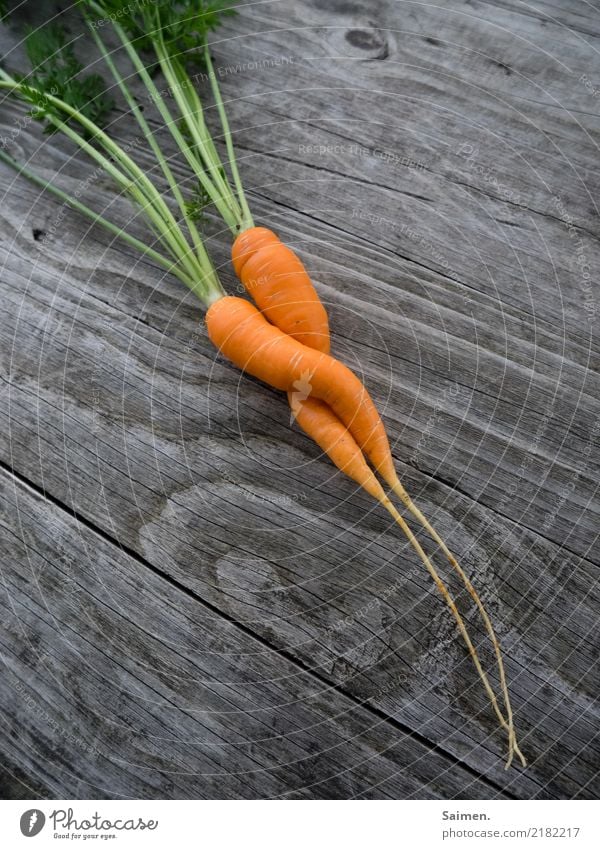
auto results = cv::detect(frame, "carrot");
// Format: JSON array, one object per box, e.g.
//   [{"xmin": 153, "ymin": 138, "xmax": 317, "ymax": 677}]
[
  {"xmin": 291, "ymin": 396, "xmax": 524, "ymax": 762},
  {"xmin": 288, "ymin": 395, "xmax": 381, "ymax": 499},
  {"xmin": 232, "ymin": 226, "xmax": 331, "ymax": 433},
  {"xmin": 232, "ymin": 227, "xmax": 330, "ymax": 353},
  {"xmin": 220, "ymin": 291, "xmax": 525, "ymax": 767},
  {"xmin": 196, "ymin": 34, "xmax": 523, "ymax": 764}
]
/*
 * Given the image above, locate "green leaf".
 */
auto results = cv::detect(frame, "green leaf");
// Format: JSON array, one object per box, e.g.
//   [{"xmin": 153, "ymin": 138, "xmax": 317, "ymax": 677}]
[
  {"xmin": 183, "ymin": 181, "xmax": 211, "ymax": 222},
  {"xmin": 23, "ymin": 23, "xmax": 114, "ymax": 133}
]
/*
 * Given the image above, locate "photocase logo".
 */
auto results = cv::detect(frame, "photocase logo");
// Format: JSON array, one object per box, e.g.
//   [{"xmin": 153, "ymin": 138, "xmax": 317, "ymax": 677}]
[
  {"xmin": 289, "ymin": 369, "xmax": 313, "ymax": 424},
  {"xmin": 20, "ymin": 809, "xmax": 45, "ymax": 837}
]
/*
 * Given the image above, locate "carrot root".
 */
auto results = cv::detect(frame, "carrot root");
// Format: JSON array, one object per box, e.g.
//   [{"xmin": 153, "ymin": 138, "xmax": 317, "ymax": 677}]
[{"xmin": 387, "ymin": 477, "xmax": 526, "ymax": 769}]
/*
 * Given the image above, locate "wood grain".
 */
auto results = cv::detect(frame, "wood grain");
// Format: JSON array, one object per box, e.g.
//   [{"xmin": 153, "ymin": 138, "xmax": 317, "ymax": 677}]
[
  {"xmin": 2, "ymin": 468, "xmax": 503, "ymax": 799},
  {"xmin": 0, "ymin": 0, "xmax": 598, "ymax": 798}
]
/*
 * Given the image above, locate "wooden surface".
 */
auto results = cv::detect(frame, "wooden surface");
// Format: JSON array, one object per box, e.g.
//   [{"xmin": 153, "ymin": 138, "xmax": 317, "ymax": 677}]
[{"xmin": 1, "ymin": 0, "xmax": 599, "ymax": 799}]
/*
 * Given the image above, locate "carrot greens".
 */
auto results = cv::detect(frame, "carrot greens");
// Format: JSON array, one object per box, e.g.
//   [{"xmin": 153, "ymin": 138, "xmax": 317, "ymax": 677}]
[
  {"xmin": 0, "ymin": 0, "xmax": 249, "ymax": 302},
  {"xmin": 23, "ymin": 23, "xmax": 114, "ymax": 132},
  {"xmin": 80, "ymin": 0, "xmax": 252, "ymax": 232}
]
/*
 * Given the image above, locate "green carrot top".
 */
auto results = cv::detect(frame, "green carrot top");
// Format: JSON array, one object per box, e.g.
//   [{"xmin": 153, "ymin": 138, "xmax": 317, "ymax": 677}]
[{"xmin": 0, "ymin": 0, "xmax": 251, "ymax": 306}]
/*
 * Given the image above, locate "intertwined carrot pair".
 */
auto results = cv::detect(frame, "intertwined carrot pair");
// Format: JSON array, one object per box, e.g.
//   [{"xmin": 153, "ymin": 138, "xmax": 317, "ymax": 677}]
[{"xmin": 206, "ymin": 227, "xmax": 526, "ymax": 769}]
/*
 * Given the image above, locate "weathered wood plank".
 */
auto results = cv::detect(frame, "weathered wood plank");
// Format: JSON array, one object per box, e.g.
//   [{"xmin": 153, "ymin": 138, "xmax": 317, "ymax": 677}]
[
  {"xmin": 212, "ymin": 0, "xmax": 600, "ymax": 342},
  {"xmin": 0, "ymin": 226, "xmax": 598, "ymax": 796},
  {"xmin": 0, "ymin": 468, "xmax": 502, "ymax": 799},
  {"xmin": 0, "ymin": 0, "xmax": 599, "ymax": 799},
  {"xmin": 0, "ymin": 755, "xmax": 51, "ymax": 800},
  {"xmin": 1, "ymin": 95, "xmax": 598, "ymax": 560},
  {"xmin": 4, "ymin": 0, "xmax": 599, "ymax": 557}
]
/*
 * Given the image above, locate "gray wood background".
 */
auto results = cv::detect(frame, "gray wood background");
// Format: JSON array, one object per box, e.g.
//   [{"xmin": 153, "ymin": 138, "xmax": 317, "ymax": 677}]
[{"xmin": 1, "ymin": 0, "xmax": 599, "ymax": 799}]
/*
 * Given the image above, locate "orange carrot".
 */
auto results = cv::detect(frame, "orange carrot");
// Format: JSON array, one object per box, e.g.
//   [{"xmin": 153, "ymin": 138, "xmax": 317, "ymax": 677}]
[
  {"xmin": 263, "ymin": 261, "xmax": 525, "ymax": 767},
  {"xmin": 233, "ymin": 226, "xmax": 332, "ymax": 435},
  {"xmin": 209, "ymin": 294, "xmax": 525, "ymax": 767},
  {"xmin": 232, "ymin": 226, "xmax": 330, "ymax": 353},
  {"xmin": 291, "ymin": 395, "xmax": 524, "ymax": 765}
]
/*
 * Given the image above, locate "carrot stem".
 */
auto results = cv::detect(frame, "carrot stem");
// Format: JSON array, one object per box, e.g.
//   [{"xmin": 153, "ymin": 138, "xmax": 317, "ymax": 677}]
[
  {"xmin": 85, "ymin": 19, "xmax": 205, "ymax": 259},
  {"xmin": 104, "ymin": 13, "xmax": 239, "ymax": 232},
  {"xmin": 0, "ymin": 75, "xmax": 224, "ymax": 305},
  {"xmin": 0, "ymin": 77, "xmax": 198, "ymax": 277},
  {"xmin": 0, "ymin": 149, "xmax": 206, "ymax": 293},
  {"xmin": 153, "ymin": 39, "xmax": 242, "ymax": 225},
  {"xmin": 152, "ymin": 39, "xmax": 241, "ymax": 225},
  {"xmin": 203, "ymin": 45, "xmax": 254, "ymax": 232}
]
